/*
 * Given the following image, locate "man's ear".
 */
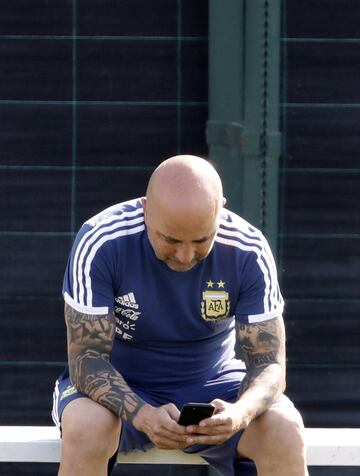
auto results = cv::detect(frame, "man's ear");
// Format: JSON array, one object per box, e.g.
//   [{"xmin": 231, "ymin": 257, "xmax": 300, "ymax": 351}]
[{"xmin": 222, "ymin": 196, "xmax": 227, "ymax": 207}]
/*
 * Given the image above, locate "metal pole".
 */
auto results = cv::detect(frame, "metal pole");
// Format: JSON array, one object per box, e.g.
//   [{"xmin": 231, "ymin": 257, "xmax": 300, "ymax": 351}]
[
  {"xmin": 207, "ymin": 0, "xmax": 245, "ymax": 217},
  {"xmin": 207, "ymin": 0, "xmax": 281, "ymax": 254}
]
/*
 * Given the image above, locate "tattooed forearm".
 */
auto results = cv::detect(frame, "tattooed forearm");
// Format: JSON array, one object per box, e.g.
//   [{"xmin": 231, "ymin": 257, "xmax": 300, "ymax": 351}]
[
  {"xmin": 65, "ymin": 302, "xmax": 145, "ymax": 423},
  {"xmin": 76, "ymin": 351, "xmax": 144, "ymax": 421},
  {"xmin": 236, "ymin": 317, "xmax": 286, "ymax": 418},
  {"xmin": 239, "ymin": 363, "xmax": 284, "ymax": 418}
]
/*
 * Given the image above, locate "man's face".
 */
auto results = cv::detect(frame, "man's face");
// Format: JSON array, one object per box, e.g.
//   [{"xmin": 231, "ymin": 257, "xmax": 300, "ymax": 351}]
[{"xmin": 142, "ymin": 198, "xmax": 219, "ymax": 272}]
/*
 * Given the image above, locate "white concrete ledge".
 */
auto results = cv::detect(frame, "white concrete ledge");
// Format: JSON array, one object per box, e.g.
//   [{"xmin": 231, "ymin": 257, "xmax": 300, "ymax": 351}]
[
  {"xmin": 0, "ymin": 426, "xmax": 60, "ymax": 463},
  {"xmin": 0, "ymin": 426, "xmax": 360, "ymax": 466},
  {"xmin": 305, "ymin": 428, "xmax": 360, "ymax": 466}
]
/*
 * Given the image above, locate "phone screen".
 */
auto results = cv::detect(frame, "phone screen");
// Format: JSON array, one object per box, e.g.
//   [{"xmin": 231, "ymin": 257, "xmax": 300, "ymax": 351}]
[{"xmin": 178, "ymin": 402, "xmax": 215, "ymax": 426}]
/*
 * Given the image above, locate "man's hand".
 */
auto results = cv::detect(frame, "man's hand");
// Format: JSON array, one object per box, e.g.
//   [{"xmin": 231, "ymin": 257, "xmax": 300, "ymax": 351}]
[
  {"xmin": 133, "ymin": 403, "xmax": 190, "ymax": 449},
  {"xmin": 180, "ymin": 398, "xmax": 246, "ymax": 446}
]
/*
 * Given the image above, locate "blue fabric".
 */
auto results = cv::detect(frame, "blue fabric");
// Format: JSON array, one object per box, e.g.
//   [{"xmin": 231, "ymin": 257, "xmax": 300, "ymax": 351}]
[{"xmin": 62, "ymin": 198, "xmax": 283, "ymax": 390}]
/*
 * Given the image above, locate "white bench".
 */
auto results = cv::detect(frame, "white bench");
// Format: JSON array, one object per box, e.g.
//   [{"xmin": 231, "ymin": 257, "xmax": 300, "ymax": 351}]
[{"xmin": 1, "ymin": 426, "xmax": 360, "ymax": 467}]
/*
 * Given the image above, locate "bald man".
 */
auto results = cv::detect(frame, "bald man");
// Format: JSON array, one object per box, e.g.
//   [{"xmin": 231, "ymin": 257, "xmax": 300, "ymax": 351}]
[{"xmin": 53, "ymin": 156, "xmax": 308, "ymax": 476}]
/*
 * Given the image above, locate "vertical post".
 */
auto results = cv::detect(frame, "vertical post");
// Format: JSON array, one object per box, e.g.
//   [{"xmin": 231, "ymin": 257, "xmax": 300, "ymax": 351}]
[
  {"xmin": 207, "ymin": 0, "xmax": 281, "ymax": 254},
  {"xmin": 207, "ymin": 0, "xmax": 245, "ymax": 216}
]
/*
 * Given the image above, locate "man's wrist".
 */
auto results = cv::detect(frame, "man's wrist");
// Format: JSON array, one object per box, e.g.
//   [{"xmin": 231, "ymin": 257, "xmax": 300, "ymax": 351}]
[{"xmin": 132, "ymin": 402, "xmax": 154, "ymax": 431}]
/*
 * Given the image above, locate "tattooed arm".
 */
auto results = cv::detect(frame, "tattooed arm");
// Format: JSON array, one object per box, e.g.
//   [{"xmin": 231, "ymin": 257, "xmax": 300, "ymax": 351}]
[
  {"xmin": 65, "ymin": 302, "xmax": 189, "ymax": 448},
  {"xmin": 180, "ymin": 316, "xmax": 286, "ymax": 447},
  {"xmin": 235, "ymin": 315, "xmax": 286, "ymax": 424},
  {"xmin": 65, "ymin": 302, "xmax": 145, "ymax": 424}
]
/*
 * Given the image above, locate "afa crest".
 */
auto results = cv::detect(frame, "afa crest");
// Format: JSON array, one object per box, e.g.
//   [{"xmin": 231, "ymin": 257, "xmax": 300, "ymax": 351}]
[{"xmin": 201, "ymin": 281, "xmax": 230, "ymax": 321}]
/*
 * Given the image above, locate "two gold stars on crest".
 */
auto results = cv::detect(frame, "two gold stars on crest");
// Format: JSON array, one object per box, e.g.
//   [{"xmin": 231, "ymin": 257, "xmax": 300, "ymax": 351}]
[{"xmin": 206, "ymin": 279, "xmax": 225, "ymax": 288}]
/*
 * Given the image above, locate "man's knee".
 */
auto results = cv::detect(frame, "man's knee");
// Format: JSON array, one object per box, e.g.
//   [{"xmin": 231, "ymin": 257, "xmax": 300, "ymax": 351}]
[
  {"xmin": 238, "ymin": 402, "xmax": 307, "ymax": 464},
  {"xmin": 61, "ymin": 397, "xmax": 122, "ymax": 459},
  {"xmin": 257, "ymin": 405, "xmax": 306, "ymax": 457}
]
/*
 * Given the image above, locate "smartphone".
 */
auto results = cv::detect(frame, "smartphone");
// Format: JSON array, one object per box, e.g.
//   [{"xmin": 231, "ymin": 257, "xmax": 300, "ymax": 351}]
[{"xmin": 178, "ymin": 402, "xmax": 215, "ymax": 426}]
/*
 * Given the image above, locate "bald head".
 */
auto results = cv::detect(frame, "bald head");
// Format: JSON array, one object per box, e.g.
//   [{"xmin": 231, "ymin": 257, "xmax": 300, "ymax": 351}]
[
  {"xmin": 142, "ymin": 155, "xmax": 225, "ymax": 272},
  {"xmin": 146, "ymin": 155, "xmax": 224, "ymax": 214}
]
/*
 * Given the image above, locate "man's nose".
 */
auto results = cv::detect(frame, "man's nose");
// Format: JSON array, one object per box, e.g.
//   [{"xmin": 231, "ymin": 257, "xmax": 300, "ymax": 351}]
[{"xmin": 175, "ymin": 244, "xmax": 195, "ymax": 264}]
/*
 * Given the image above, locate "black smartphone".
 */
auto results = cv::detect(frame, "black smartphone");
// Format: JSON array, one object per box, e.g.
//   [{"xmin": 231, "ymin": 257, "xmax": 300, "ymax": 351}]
[{"xmin": 178, "ymin": 402, "xmax": 215, "ymax": 426}]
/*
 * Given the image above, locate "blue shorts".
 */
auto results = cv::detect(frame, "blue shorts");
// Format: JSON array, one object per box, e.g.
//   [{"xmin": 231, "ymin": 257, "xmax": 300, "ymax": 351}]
[{"xmin": 52, "ymin": 364, "xmax": 293, "ymax": 476}]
